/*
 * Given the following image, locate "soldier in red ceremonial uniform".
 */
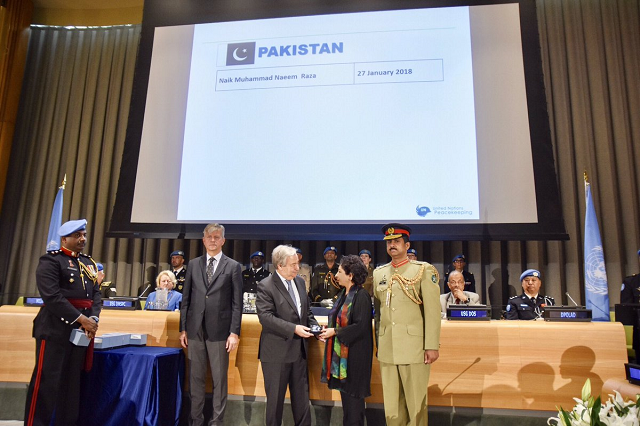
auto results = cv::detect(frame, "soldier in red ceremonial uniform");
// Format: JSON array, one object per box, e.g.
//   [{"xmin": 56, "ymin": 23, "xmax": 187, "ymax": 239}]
[{"xmin": 24, "ymin": 219, "xmax": 101, "ymax": 426}]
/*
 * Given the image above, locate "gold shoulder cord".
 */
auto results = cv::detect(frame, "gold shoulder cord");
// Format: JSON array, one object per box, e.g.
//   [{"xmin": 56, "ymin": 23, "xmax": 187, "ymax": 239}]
[
  {"xmin": 390, "ymin": 264, "xmax": 425, "ymax": 305},
  {"xmin": 79, "ymin": 259, "xmax": 98, "ymax": 283},
  {"xmin": 325, "ymin": 271, "xmax": 341, "ymax": 290}
]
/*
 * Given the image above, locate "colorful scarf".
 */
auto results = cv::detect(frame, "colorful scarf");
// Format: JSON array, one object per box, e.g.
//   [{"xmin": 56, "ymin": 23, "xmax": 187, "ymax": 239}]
[{"xmin": 321, "ymin": 286, "xmax": 358, "ymax": 383}]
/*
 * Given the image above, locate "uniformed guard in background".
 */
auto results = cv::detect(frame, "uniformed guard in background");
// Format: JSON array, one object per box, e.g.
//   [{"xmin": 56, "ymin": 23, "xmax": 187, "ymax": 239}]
[
  {"xmin": 443, "ymin": 254, "xmax": 476, "ymax": 294},
  {"xmin": 310, "ymin": 246, "xmax": 340, "ymax": 304},
  {"xmin": 407, "ymin": 248, "xmax": 418, "ymax": 261},
  {"xmin": 621, "ymin": 249, "xmax": 640, "ymax": 362},
  {"xmin": 621, "ymin": 249, "xmax": 640, "ymax": 304},
  {"xmin": 242, "ymin": 251, "xmax": 271, "ymax": 294},
  {"xmin": 359, "ymin": 249, "xmax": 375, "ymax": 297},
  {"xmin": 97, "ymin": 262, "xmax": 116, "ymax": 298},
  {"xmin": 170, "ymin": 250, "xmax": 187, "ymax": 293},
  {"xmin": 24, "ymin": 219, "xmax": 101, "ymax": 426},
  {"xmin": 373, "ymin": 223, "xmax": 441, "ymax": 426},
  {"xmin": 505, "ymin": 269, "xmax": 555, "ymax": 320},
  {"xmin": 295, "ymin": 247, "xmax": 313, "ymax": 294}
]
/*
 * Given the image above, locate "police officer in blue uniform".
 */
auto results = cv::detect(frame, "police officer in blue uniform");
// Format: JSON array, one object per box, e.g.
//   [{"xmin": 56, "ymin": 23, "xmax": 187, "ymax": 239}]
[
  {"xmin": 242, "ymin": 251, "xmax": 271, "ymax": 294},
  {"xmin": 170, "ymin": 250, "xmax": 187, "ymax": 293},
  {"xmin": 505, "ymin": 269, "xmax": 555, "ymax": 320},
  {"xmin": 310, "ymin": 246, "xmax": 340, "ymax": 304},
  {"xmin": 24, "ymin": 219, "xmax": 102, "ymax": 426},
  {"xmin": 443, "ymin": 254, "xmax": 476, "ymax": 294}
]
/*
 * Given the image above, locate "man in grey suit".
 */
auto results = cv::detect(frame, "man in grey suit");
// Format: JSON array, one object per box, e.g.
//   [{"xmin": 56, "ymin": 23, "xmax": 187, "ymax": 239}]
[
  {"xmin": 440, "ymin": 270, "xmax": 480, "ymax": 315},
  {"xmin": 256, "ymin": 245, "xmax": 319, "ymax": 426},
  {"xmin": 179, "ymin": 223, "xmax": 243, "ymax": 426}
]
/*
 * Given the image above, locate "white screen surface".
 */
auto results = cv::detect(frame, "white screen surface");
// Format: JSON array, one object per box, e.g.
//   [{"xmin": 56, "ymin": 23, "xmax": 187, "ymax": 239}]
[
  {"xmin": 179, "ymin": 8, "xmax": 478, "ymax": 221},
  {"xmin": 132, "ymin": 3, "xmax": 537, "ymax": 226}
]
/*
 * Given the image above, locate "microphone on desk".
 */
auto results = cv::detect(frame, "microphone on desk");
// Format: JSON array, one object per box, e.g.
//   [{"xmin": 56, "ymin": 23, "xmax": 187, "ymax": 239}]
[
  {"xmin": 139, "ymin": 284, "xmax": 152, "ymax": 298},
  {"xmin": 566, "ymin": 292, "xmax": 579, "ymax": 307}
]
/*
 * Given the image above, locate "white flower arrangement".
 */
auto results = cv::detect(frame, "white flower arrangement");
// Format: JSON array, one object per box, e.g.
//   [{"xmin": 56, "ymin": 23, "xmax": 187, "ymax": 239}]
[{"xmin": 548, "ymin": 379, "xmax": 640, "ymax": 426}]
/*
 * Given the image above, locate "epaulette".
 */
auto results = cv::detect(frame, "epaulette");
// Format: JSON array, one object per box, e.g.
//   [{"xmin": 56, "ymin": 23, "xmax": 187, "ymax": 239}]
[
  {"xmin": 467, "ymin": 271, "xmax": 474, "ymax": 275},
  {"xmin": 509, "ymin": 295, "xmax": 519, "ymax": 300},
  {"xmin": 375, "ymin": 262, "xmax": 391, "ymax": 269},
  {"xmin": 46, "ymin": 250, "xmax": 61, "ymax": 255},
  {"xmin": 314, "ymin": 263, "xmax": 326, "ymax": 268},
  {"xmin": 79, "ymin": 253, "xmax": 92, "ymax": 258}
]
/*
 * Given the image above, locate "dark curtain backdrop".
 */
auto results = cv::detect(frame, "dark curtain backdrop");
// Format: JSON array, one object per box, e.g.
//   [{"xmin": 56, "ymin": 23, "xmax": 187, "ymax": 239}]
[{"xmin": 0, "ymin": 0, "xmax": 639, "ymax": 310}]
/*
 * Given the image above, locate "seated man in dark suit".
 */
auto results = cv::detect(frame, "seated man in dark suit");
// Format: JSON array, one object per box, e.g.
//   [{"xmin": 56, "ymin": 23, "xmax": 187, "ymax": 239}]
[
  {"xmin": 506, "ymin": 269, "xmax": 555, "ymax": 320},
  {"xmin": 256, "ymin": 245, "xmax": 319, "ymax": 426}
]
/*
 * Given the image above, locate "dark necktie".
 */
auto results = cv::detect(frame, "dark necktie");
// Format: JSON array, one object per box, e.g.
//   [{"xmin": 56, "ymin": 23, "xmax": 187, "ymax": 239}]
[
  {"xmin": 531, "ymin": 297, "xmax": 536, "ymax": 305},
  {"xmin": 207, "ymin": 258, "xmax": 215, "ymax": 284},
  {"xmin": 286, "ymin": 279, "xmax": 298, "ymax": 314}
]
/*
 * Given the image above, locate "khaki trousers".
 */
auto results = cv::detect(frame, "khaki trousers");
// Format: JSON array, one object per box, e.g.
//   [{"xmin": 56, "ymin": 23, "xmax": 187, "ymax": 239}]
[{"xmin": 380, "ymin": 361, "xmax": 431, "ymax": 426}]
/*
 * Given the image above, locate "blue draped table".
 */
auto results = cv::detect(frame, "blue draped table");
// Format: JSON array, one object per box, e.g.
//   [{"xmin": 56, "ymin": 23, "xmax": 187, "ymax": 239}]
[{"xmin": 80, "ymin": 346, "xmax": 184, "ymax": 426}]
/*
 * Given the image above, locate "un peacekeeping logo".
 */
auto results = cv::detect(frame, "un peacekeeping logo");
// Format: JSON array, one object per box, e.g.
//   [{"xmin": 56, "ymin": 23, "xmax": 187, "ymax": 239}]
[
  {"xmin": 585, "ymin": 245, "xmax": 608, "ymax": 295},
  {"xmin": 416, "ymin": 205, "xmax": 431, "ymax": 217},
  {"xmin": 226, "ymin": 42, "xmax": 256, "ymax": 66}
]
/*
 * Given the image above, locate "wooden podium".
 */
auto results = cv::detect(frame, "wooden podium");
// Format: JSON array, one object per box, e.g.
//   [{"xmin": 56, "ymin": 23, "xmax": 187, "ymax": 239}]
[{"xmin": 0, "ymin": 305, "xmax": 628, "ymax": 411}]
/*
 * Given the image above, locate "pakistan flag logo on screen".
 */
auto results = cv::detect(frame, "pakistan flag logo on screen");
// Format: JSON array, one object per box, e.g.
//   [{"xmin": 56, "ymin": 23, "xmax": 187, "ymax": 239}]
[{"xmin": 226, "ymin": 42, "xmax": 256, "ymax": 66}]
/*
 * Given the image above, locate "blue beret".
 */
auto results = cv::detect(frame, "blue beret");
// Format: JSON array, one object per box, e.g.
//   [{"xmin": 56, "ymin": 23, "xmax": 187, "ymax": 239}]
[
  {"xmin": 637, "ymin": 249, "xmax": 640, "ymax": 256},
  {"xmin": 294, "ymin": 247, "xmax": 302, "ymax": 254},
  {"xmin": 58, "ymin": 219, "xmax": 87, "ymax": 237},
  {"xmin": 170, "ymin": 250, "xmax": 184, "ymax": 257},
  {"xmin": 96, "ymin": 263, "xmax": 104, "ymax": 272},
  {"xmin": 250, "ymin": 251, "xmax": 265, "ymax": 259},
  {"xmin": 324, "ymin": 246, "xmax": 337, "ymax": 255},
  {"xmin": 452, "ymin": 254, "xmax": 465, "ymax": 263},
  {"xmin": 407, "ymin": 249, "xmax": 417, "ymax": 255},
  {"xmin": 359, "ymin": 249, "xmax": 372, "ymax": 257},
  {"xmin": 520, "ymin": 269, "xmax": 541, "ymax": 281}
]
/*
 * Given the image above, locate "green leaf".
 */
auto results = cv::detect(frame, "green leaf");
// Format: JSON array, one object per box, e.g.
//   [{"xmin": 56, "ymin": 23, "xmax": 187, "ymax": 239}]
[
  {"xmin": 558, "ymin": 408, "xmax": 571, "ymax": 426},
  {"xmin": 590, "ymin": 396, "xmax": 605, "ymax": 426}
]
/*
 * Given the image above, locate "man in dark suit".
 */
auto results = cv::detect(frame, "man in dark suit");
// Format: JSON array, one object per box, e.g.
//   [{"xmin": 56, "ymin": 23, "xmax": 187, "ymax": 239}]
[
  {"xmin": 256, "ymin": 245, "xmax": 319, "ymax": 426},
  {"xmin": 179, "ymin": 223, "xmax": 243, "ymax": 426}
]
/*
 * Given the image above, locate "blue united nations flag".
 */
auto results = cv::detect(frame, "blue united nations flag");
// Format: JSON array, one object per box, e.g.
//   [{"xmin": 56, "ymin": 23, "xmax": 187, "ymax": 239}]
[
  {"xmin": 584, "ymin": 176, "xmax": 609, "ymax": 321},
  {"xmin": 46, "ymin": 177, "xmax": 65, "ymax": 251}
]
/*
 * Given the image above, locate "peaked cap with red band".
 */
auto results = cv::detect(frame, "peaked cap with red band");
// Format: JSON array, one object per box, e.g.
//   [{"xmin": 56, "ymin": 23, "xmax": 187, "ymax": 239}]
[{"xmin": 381, "ymin": 223, "xmax": 412, "ymax": 240}]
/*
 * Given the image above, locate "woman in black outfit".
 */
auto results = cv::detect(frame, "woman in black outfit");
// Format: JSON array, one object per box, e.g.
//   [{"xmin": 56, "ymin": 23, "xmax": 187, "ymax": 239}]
[{"xmin": 320, "ymin": 255, "xmax": 373, "ymax": 426}]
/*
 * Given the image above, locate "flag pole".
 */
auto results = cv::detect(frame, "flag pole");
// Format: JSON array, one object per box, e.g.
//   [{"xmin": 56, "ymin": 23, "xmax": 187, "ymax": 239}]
[{"xmin": 583, "ymin": 170, "xmax": 610, "ymax": 321}]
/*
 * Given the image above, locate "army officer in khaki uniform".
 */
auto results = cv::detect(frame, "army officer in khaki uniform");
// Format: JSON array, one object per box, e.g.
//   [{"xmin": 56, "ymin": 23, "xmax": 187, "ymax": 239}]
[{"xmin": 373, "ymin": 223, "xmax": 441, "ymax": 426}]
